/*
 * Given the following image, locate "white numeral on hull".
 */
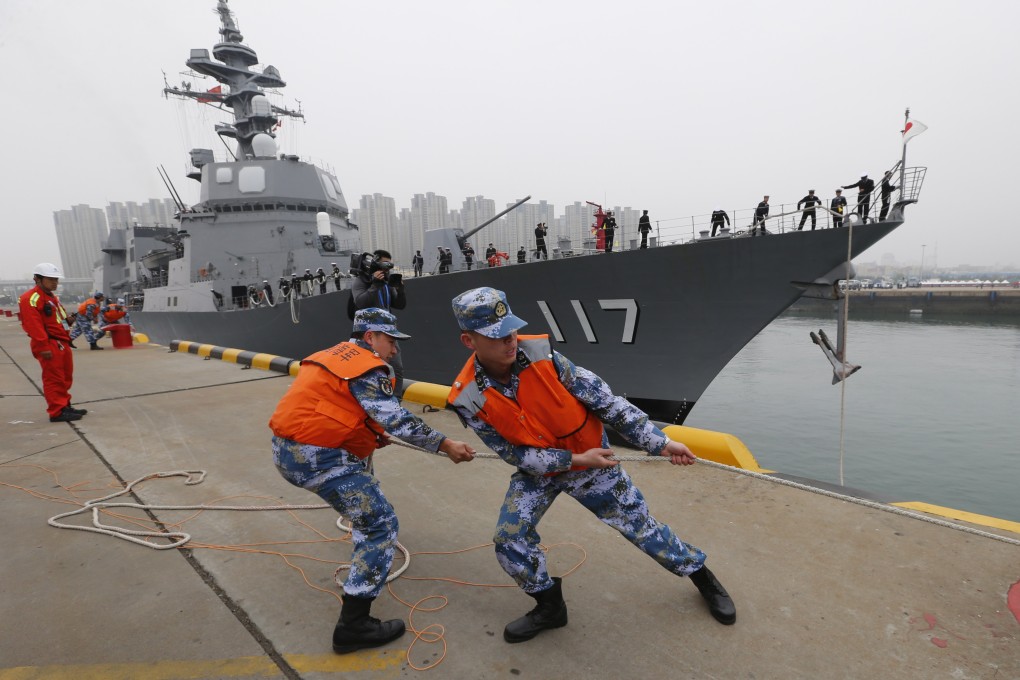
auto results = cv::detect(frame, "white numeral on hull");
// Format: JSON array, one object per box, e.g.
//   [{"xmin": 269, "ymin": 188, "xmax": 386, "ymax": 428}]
[{"xmin": 537, "ymin": 299, "xmax": 638, "ymax": 344}]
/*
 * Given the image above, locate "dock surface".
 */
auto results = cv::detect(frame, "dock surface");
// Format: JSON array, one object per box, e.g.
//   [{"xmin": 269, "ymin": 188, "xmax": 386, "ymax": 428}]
[{"xmin": 1, "ymin": 320, "xmax": 1017, "ymax": 679}]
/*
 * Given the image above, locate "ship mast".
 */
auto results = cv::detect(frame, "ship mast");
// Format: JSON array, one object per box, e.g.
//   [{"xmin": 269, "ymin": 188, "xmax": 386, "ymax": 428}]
[{"xmin": 163, "ymin": 0, "xmax": 304, "ymax": 160}]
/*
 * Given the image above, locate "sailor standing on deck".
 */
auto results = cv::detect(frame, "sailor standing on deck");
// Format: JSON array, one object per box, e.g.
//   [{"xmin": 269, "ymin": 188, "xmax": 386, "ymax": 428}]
[
  {"xmin": 710, "ymin": 208, "xmax": 730, "ymax": 237},
  {"xmin": 534, "ymin": 223, "xmax": 548, "ymax": 260},
  {"xmin": 843, "ymin": 172, "xmax": 875, "ymax": 222},
  {"xmin": 830, "ymin": 189, "xmax": 848, "ymax": 228},
  {"xmin": 269, "ymin": 308, "xmax": 475, "ymax": 654},
  {"xmin": 796, "ymin": 190, "xmax": 822, "ymax": 231},
  {"xmin": 752, "ymin": 196, "xmax": 770, "ymax": 235},
  {"xmin": 639, "ymin": 209, "xmax": 652, "ymax": 248},
  {"xmin": 315, "ymin": 267, "xmax": 328, "ymax": 295},
  {"xmin": 602, "ymin": 212, "xmax": 617, "ymax": 252},
  {"xmin": 447, "ymin": 287, "xmax": 736, "ymax": 644},
  {"xmin": 19, "ymin": 263, "xmax": 87, "ymax": 422},
  {"xmin": 878, "ymin": 171, "xmax": 898, "ymax": 221},
  {"xmin": 331, "ymin": 263, "xmax": 343, "ymax": 291}
]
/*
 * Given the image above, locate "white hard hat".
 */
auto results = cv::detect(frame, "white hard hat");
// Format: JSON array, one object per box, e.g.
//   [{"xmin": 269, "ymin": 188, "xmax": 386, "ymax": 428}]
[
  {"xmin": 117, "ymin": 298, "xmax": 125, "ymax": 304},
  {"xmin": 32, "ymin": 262, "xmax": 63, "ymax": 278}
]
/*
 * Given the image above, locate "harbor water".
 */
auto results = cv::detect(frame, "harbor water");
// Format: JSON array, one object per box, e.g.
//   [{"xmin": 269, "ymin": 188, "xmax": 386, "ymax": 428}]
[{"xmin": 686, "ymin": 312, "xmax": 1020, "ymax": 523}]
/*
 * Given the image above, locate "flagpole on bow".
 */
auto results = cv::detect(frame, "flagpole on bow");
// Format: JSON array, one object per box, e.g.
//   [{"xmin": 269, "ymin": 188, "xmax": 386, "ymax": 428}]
[{"xmin": 900, "ymin": 107, "xmax": 910, "ymax": 198}]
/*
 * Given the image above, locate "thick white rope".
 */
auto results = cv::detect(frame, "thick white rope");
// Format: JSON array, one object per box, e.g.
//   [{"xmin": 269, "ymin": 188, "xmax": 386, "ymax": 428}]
[
  {"xmin": 47, "ymin": 444, "xmax": 1020, "ymax": 567},
  {"xmin": 47, "ymin": 470, "xmax": 330, "ymax": 550},
  {"xmin": 387, "ymin": 439, "xmax": 1020, "ymax": 547},
  {"xmin": 839, "ymin": 217, "xmax": 854, "ymax": 486}
]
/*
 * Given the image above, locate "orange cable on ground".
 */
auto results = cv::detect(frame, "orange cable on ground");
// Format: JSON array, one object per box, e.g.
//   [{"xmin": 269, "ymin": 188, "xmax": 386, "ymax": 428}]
[{"xmin": 1, "ymin": 464, "xmax": 590, "ymax": 672}]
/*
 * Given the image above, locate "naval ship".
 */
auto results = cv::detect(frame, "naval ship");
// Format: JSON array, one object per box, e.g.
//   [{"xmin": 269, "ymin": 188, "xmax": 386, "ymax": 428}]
[{"xmin": 102, "ymin": 0, "xmax": 926, "ymax": 423}]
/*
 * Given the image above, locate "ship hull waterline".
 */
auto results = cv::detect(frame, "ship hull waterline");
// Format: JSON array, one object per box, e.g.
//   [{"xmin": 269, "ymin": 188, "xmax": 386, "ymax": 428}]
[{"xmin": 131, "ymin": 220, "xmax": 901, "ymax": 423}]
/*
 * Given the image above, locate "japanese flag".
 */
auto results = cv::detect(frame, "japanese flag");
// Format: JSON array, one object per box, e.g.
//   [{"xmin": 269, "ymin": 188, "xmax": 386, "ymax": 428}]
[{"xmin": 902, "ymin": 118, "xmax": 928, "ymax": 143}]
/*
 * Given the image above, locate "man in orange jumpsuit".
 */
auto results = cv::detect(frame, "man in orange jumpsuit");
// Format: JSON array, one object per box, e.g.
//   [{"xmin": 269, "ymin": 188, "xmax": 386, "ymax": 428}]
[{"xmin": 19, "ymin": 263, "xmax": 87, "ymax": 423}]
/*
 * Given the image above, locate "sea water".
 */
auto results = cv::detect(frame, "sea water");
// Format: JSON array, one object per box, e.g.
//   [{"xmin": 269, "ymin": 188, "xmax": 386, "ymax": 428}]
[{"xmin": 687, "ymin": 313, "xmax": 1020, "ymax": 523}]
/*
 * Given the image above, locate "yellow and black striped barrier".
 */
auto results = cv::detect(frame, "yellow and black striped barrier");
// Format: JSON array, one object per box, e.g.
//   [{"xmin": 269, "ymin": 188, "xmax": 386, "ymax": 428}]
[
  {"xmin": 167, "ymin": 340, "xmax": 766, "ymax": 471},
  {"xmin": 170, "ymin": 340, "xmax": 300, "ymax": 376}
]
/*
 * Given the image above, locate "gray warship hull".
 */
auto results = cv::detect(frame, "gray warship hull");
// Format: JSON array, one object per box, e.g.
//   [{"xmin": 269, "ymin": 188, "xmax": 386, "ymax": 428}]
[{"xmin": 131, "ymin": 219, "xmax": 902, "ymax": 423}]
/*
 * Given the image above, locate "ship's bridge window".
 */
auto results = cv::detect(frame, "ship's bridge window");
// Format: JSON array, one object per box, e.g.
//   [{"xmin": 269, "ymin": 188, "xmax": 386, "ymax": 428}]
[
  {"xmin": 238, "ymin": 166, "xmax": 266, "ymax": 193},
  {"xmin": 318, "ymin": 171, "xmax": 338, "ymax": 200},
  {"xmin": 216, "ymin": 167, "xmax": 233, "ymax": 184}
]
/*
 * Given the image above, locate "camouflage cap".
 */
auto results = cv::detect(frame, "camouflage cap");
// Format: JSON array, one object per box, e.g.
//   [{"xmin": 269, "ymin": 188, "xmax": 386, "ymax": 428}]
[
  {"xmin": 352, "ymin": 307, "xmax": 411, "ymax": 339},
  {"xmin": 451, "ymin": 287, "xmax": 527, "ymax": 338}
]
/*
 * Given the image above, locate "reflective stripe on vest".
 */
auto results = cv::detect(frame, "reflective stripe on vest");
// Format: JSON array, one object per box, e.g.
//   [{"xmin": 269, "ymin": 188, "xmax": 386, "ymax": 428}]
[
  {"xmin": 448, "ymin": 335, "xmax": 603, "ymax": 472},
  {"xmin": 268, "ymin": 341, "xmax": 394, "ymax": 457}
]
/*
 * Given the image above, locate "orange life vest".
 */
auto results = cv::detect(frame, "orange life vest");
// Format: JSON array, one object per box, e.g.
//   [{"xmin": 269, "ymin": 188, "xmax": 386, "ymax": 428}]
[
  {"xmin": 78, "ymin": 298, "xmax": 100, "ymax": 317},
  {"xmin": 103, "ymin": 304, "xmax": 126, "ymax": 321},
  {"xmin": 268, "ymin": 341, "xmax": 394, "ymax": 457},
  {"xmin": 448, "ymin": 335, "xmax": 603, "ymax": 472}
]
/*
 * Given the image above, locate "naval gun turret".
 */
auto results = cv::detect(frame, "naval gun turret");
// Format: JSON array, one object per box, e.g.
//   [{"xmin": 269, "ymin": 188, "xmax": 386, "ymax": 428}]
[{"xmin": 423, "ymin": 195, "xmax": 531, "ymax": 273}]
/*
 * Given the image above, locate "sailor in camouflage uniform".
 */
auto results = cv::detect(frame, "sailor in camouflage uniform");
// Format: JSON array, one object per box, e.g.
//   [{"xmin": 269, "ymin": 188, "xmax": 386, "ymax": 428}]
[
  {"xmin": 447, "ymin": 287, "xmax": 736, "ymax": 643},
  {"xmin": 269, "ymin": 307, "xmax": 475, "ymax": 654}
]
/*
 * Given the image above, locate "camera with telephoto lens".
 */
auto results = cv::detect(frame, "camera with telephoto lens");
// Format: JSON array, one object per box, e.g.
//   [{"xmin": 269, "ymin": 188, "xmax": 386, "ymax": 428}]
[{"xmin": 351, "ymin": 252, "xmax": 394, "ymax": 281}]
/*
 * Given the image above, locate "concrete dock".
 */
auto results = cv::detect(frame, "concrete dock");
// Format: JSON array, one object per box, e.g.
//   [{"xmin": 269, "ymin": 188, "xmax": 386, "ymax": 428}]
[{"xmin": 1, "ymin": 319, "xmax": 1018, "ymax": 679}]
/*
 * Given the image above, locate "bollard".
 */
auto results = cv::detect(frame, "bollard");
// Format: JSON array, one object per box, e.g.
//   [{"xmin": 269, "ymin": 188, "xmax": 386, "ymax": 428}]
[{"xmin": 101, "ymin": 324, "xmax": 134, "ymax": 349}]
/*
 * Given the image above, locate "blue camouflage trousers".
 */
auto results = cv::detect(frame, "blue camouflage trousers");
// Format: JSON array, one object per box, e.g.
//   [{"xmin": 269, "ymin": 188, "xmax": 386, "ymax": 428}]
[
  {"xmin": 272, "ymin": 436, "xmax": 397, "ymax": 599},
  {"xmin": 68, "ymin": 315, "xmax": 105, "ymax": 344},
  {"xmin": 495, "ymin": 465, "xmax": 706, "ymax": 594}
]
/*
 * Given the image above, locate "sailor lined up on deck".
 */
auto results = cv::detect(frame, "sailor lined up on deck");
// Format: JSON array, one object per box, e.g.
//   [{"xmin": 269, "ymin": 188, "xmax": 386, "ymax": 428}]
[
  {"xmin": 831, "ymin": 189, "xmax": 848, "ymax": 228},
  {"xmin": 752, "ymin": 195, "xmax": 770, "ymax": 235},
  {"xmin": 796, "ymin": 190, "xmax": 823, "ymax": 231},
  {"xmin": 711, "ymin": 208, "xmax": 730, "ymax": 237}
]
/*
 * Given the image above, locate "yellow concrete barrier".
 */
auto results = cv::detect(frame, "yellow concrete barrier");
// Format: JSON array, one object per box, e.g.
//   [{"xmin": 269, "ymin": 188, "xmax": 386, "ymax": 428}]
[{"xmin": 662, "ymin": 425, "xmax": 769, "ymax": 472}]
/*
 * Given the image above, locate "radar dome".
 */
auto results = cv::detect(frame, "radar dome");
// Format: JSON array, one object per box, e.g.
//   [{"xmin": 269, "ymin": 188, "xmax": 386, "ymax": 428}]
[
  {"xmin": 252, "ymin": 133, "xmax": 277, "ymax": 159},
  {"xmin": 250, "ymin": 95, "xmax": 272, "ymax": 117},
  {"xmin": 316, "ymin": 212, "xmax": 331, "ymax": 237}
]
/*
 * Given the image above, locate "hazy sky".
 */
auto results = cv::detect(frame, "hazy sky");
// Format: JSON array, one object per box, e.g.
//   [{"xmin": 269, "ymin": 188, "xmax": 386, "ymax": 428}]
[{"xmin": 2, "ymin": 0, "xmax": 1018, "ymax": 279}]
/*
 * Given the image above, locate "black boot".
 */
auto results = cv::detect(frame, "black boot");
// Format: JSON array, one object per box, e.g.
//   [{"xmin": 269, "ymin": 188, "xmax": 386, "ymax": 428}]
[
  {"xmin": 332, "ymin": 595, "xmax": 405, "ymax": 654},
  {"xmin": 503, "ymin": 577, "xmax": 568, "ymax": 643},
  {"xmin": 689, "ymin": 566, "xmax": 736, "ymax": 625},
  {"xmin": 65, "ymin": 405, "xmax": 88, "ymax": 416},
  {"xmin": 49, "ymin": 408, "xmax": 83, "ymax": 423},
  {"xmin": 90, "ymin": 343, "xmax": 104, "ymax": 350}
]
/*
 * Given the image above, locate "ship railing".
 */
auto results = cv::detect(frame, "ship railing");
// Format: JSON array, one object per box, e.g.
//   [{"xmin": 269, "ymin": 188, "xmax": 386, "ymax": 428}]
[{"xmin": 647, "ymin": 163, "xmax": 924, "ymax": 245}]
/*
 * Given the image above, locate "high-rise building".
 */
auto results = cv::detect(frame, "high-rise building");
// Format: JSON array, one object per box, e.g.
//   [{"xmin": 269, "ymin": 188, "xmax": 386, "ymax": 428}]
[
  {"xmin": 53, "ymin": 204, "xmax": 110, "ymax": 278},
  {"xmin": 562, "ymin": 202, "xmax": 598, "ymax": 251},
  {"xmin": 352, "ymin": 194, "xmax": 399, "ymax": 259},
  {"xmin": 460, "ymin": 195, "xmax": 501, "ymax": 254},
  {"xmin": 106, "ymin": 199, "xmax": 177, "ymax": 230},
  {"xmin": 407, "ymin": 192, "xmax": 449, "ymax": 265}
]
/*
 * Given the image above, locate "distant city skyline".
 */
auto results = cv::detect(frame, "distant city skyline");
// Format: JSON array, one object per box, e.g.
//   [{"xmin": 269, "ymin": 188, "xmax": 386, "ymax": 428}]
[
  {"xmin": 43, "ymin": 192, "xmax": 1016, "ymax": 294},
  {"xmin": 3, "ymin": 1, "xmax": 1020, "ymax": 278}
]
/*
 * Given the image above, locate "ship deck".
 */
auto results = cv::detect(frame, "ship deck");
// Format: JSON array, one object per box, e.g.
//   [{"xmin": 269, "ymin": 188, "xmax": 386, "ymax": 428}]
[{"xmin": 1, "ymin": 320, "xmax": 1017, "ymax": 679}]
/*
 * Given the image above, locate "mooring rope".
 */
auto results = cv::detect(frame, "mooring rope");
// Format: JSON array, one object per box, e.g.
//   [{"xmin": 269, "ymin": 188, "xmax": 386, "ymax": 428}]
[{"xmin": 46, "ymin": 442, "xmax": 1020, "ymax": 562}]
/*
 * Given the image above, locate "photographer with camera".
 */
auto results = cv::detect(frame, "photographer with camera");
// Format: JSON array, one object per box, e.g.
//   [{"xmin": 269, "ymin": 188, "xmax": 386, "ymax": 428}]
[{"xmin": 351, "ymin": 249, "xmax": 407, "ymax": 392}]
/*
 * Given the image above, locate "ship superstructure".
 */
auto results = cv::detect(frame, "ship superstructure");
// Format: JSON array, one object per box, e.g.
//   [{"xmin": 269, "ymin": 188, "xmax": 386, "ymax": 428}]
[
  {"xmin": 105, "ymin": 1, "xmax": 925, "ymax": 424},
  {"xmin": 136, "ymin": 0, "xmax": 358, "ymax": 312}
]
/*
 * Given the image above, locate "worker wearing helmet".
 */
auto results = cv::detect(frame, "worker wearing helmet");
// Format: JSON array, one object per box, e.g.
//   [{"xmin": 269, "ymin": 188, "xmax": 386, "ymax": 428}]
[
  {"xmin": 69, "ymin": 291, "xmax": 107, "ymax": 349},
  {"xmin": 18, "ymin": 263, "xmax": 87, "ymax": 422}
]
